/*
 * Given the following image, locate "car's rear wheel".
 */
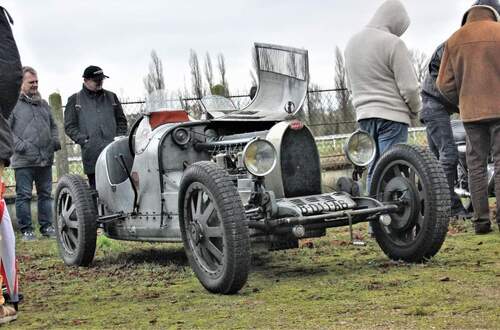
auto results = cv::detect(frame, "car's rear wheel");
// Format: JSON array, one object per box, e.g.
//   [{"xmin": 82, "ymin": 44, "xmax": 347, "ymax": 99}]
[
  {"xmin": 370, "ymin": 144, "xmax": 450, "ymax": 262},
  {"xmin": 179, "ymin": 161, "xmax": 250, "ymax": 294},
  {"xmin": 54, "ymin": 174, "xmax": 97, "ymax": 266}
]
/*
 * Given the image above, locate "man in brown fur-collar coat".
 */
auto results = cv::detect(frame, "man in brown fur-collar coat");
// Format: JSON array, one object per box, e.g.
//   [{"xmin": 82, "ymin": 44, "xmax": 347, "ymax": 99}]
[{"xmin": 437, "ymin": 0, "xmax": 500, "ymax": 234}]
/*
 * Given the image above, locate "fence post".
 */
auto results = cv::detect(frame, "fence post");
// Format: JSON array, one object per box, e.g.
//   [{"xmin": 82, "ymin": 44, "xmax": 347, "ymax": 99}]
[{"xmin": 49, "ymin": 92, "xmax": 69, "ymax": 179}]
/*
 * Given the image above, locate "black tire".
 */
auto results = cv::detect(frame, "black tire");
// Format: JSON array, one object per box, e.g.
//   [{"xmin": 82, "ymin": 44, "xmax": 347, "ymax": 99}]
[
  {"xmin": 370, "ymin": 144, "xmax": 450, "ymax": 262},
  {"xmin": 54, "ymin": 174, "xmax": 97, "ymax": 266},
  {"xmin": 179, "ymin": 161, "xmax": 250, "ymax": 294}
]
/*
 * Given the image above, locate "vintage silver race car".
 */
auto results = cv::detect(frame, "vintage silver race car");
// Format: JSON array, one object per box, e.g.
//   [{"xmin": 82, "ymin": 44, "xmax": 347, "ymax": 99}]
[{"xmin": 54, "ymin": 43, "xmax": 451, "ymax": 294}]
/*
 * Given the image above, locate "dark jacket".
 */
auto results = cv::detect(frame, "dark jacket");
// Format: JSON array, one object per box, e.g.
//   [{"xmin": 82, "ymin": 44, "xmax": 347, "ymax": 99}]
[
  {"xmin": 9, "ymin": 93, "xmax": 61, "ymax": 168},
  {"xmin": 437, "ymin": 6, "xmax": 500, "ymax": 122},
  {"xmin": 0, "ymin": 7, "xmax": 22, "ymax": 166},
  {"xmin": 64, "ymin": 86, "xmax": 127, "ymax": 174},
  {"xmin": 419, "ymin": 43, "xmax": 459, "ymax": 122}
]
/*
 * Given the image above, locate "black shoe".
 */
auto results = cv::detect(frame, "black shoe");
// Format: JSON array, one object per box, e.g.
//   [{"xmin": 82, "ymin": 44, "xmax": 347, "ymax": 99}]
[
  {"xmin": 451, "ymin": 206, "xmax": 472, "ymax": 219},
  {"xmin": 2, "ymin": 287, "xmax": 23, "ymax": 304},
  {"xmin": 41, "ymin": 226, "xmax": 56, "ymax": 238},
  {"xmin": 474, "ymin": 222, "xmax": 492, "ymax": 235},
  {"xmin": 21, "ymin": 231, "xmax": 36, "ymax": 241}
]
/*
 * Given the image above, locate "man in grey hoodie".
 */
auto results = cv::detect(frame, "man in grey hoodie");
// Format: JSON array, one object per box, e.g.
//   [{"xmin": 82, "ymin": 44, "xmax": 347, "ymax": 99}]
[{"xmin": 345, "ymin": 0, "xmax": 421, "ymax": 191}]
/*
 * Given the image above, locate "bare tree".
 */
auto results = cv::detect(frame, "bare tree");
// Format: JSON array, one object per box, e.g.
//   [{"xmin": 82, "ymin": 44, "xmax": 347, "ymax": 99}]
[
  {"xmin": 189, "ymin": 49, "xmax": 203, "ymax": 99},
  {"xmin": 204, "ymin": 52, "xmax": 214, "ymax": 91},
  {"xmin": 217, "ymin": 53, "xmax": 229, "ymax": 96},
  {"xmin": 333, "ymin": 46, "xmax": 349, "ymax": 111},
  {"xmin": 305, "ymin": 83, "xmax": 324, "ymax": 135},
  {"xmin": 409, "ymin": 48, "xmax": 428, "ymax": 86},
  {"xmin": 143, "ymin": 50, "xmax": 165, "ymax": 95},
  {"xmin": 330, "ymin": 46, "xmax": 356, "ymax": 133},
  {"xmin": 408, "ymin": 48, "xmax": 428, "ymax": 127}
]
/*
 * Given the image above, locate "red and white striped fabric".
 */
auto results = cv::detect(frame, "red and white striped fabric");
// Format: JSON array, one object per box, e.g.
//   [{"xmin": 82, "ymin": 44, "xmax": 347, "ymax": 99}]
[{"xmin": 0, "ymin": 198, "xmax": 18, "ymax": 303}]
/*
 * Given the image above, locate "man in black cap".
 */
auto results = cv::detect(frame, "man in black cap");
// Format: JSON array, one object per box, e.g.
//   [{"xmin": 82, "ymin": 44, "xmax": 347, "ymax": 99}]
[{"xmin": 64, "ymin": 65, "xmax": 128, "ymax": 188}]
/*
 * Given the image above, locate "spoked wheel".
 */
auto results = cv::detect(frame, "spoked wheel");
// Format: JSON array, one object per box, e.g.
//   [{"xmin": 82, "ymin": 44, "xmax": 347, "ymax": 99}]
[
  {"xmin": 370, "ymin": 144, "xmax": 450, "ymax": 262},
  {"xmin": 179, "ymin": 162, "xmax": 250, "ymax": 294},
  {"xmin": 54, "ymin": 174, "xmax": 97, "ymax": 266}
]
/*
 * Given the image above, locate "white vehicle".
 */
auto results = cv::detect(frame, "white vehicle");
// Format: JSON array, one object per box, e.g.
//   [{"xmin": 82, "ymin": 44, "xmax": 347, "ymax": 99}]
[{"xmin": 54, "ymin": 43, "xmax": 450, "ymax": 294}]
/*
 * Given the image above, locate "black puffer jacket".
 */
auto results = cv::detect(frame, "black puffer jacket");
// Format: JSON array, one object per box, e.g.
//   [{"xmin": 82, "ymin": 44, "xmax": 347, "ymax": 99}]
[
  {"xmin": 64, "ymin": 86, "xmax": 128, "ymax": 174},
  {"xmin": 9, "ymin": 93, "xmax": 61, "ymax": 168},
  {"xmin": 0, "ymin": 7, "xmax": 22, "ymax": 166},
  {"xmin": 420, "ymin": 42, "xmax": 459, "ymax": 122}
]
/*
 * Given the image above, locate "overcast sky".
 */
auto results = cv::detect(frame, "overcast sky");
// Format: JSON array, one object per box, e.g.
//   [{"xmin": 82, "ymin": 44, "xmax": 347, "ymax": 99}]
[{"xmin": 3, "ymin": 0, "xmax": 473, "ymax": 104}]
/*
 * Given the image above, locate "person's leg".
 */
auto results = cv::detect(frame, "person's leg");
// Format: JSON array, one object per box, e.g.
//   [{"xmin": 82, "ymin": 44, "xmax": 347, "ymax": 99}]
[
  {"xmin": 377, "ymin": 119, "xmax": 408, "ymax": 155},
  {"xmin": 357, "ymin": 119, "xmax": 379, "ymax": 191},
  {"xmin": 425, "ymin": 117, "xmax": 463, "ymax": 214},
  {"xmin": 425, "ymin": 121, "xmax": 440, "ymax": 160},
  {"xmin": 464, "ymin": 122, "xmax": 491, "ymax": 233},
  {"xmin": 34, "ymin": 166, "xmax": 53, "ymax": 234},
  {"xmin": 488, "ymin": 120, "xmax": 500, "ymax": 229},
  {"xmin": 87, "ymin": 173, "xmax": 96, "ymax": 190},
  {"xmin": 14, "ymin": 167, "xmax": 34, "ymax": 234},
  {"xmin": 358, "ymin": 118, "xmax": 408, "ymax": 191},
  {"xmin": 360, "ymin": 119, "xmax": 407, "ymax": 237}
]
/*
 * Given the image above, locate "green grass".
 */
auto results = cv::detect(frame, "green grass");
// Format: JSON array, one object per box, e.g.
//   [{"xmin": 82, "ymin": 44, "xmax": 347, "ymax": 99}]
[{"xmin": 9, "ymin": 221, "xmax": 500, "ymax": 329}]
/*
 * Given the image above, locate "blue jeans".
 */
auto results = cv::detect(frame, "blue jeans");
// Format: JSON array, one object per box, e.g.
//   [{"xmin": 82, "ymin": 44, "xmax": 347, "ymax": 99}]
[
  {"xmin": 14, "ymin": 166, "xmax": 53, "ymax": 233},
  {"xmin": 423, "ymin": 114, "xmax": 463, "ymax": 211},
  {"xmin": 358, "ymin": 118, "xmax": 408, "ymax": 192}
]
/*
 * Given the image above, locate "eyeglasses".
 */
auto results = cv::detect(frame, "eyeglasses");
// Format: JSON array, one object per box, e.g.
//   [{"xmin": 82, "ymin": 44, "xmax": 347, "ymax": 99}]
[{"xmin": 27, "ymin": 80, "xmax": 38, "ymax": 85}]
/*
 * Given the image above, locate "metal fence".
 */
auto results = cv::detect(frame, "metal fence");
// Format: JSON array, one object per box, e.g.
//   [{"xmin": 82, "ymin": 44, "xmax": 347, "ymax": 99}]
[
  {"xmin": 116, "ymin": 88, "xmax": 427, "ymax": 169},
  {"xmin": 2, "ymin": 89, "xmax": 428, "ymax": 195}
]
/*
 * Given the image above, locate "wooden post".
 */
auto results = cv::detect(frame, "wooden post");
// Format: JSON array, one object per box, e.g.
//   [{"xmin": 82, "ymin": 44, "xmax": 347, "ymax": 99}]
[{"xmin": 49, "ymin": 92, "xmax": 69, "ymax": 179}]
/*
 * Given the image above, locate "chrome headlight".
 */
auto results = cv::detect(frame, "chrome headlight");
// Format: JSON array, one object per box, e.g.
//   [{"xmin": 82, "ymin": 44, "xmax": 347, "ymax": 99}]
[
  {"xmin": 344, "ymin": 130, "xmax": 376, "ymax": 167},
  {"xmin": 243, "ymin": 138, "xmax": 277, "ymax": 177}
]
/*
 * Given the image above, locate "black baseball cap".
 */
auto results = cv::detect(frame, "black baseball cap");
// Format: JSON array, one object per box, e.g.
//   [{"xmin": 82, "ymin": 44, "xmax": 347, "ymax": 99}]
[{"xmin": 82, "ymin": 65, "xmax": 109, "ymax": 80}]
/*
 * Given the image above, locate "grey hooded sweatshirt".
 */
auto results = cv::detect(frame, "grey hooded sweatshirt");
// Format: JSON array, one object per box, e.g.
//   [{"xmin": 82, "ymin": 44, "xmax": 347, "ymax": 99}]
[{"xmin": 344, "ymin": 0, "xmax": 421, "ymax": 125}]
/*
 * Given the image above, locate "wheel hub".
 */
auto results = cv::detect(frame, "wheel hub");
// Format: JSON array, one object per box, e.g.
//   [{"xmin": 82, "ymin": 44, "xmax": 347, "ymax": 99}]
[
  {"xmin": 190, "ymin": 220, "xmax": 204, "ymax": 245},
  {"xmin": 383, "ymin": 176, "xmax": 419, "ymax": 231}
]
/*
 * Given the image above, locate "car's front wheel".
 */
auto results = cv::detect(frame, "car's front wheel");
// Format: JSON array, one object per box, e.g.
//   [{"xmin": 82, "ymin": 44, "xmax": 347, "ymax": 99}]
[
  {"xmin": 370, "ymin": 144, "xmax": 450, "ymax": 262},
  {"xmin": 179, "ymin": 161, "xmax": 250, "ymax": 294},
  {"xmin": 54, "ymin": 174, "xmax": 97, "ymax": 266}
]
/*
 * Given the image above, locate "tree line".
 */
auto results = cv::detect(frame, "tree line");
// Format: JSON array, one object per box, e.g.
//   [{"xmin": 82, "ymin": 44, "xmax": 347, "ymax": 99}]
[{"xmin": 141, "ymin": 46, "xmax": 428, "ymax": 135}]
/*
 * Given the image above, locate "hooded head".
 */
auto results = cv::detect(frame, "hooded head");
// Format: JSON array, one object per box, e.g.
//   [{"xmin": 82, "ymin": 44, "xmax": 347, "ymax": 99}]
[
  {"xmin": 367, "ymin": 0, "xmax": 411, "ymax": 36},
  {"xmin": 461, "ymin": 0, "xmax": 500, "ymax": 25}
]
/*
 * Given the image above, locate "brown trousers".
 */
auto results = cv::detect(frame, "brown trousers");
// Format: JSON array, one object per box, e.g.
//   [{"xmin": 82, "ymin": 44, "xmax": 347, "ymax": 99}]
[{"xmin": 464, "ymin": 120, "xmax": 500, "ymax": 225}]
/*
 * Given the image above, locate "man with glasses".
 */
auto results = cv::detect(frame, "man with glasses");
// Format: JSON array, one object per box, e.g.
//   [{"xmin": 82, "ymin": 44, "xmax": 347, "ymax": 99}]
[
  {"xmin": 64, "ymin": 66, "xmax": 128, "ymax": 189},
  {"xmin": 9, "ymin": 66, "xmax": 61, "ymax": 241}
]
